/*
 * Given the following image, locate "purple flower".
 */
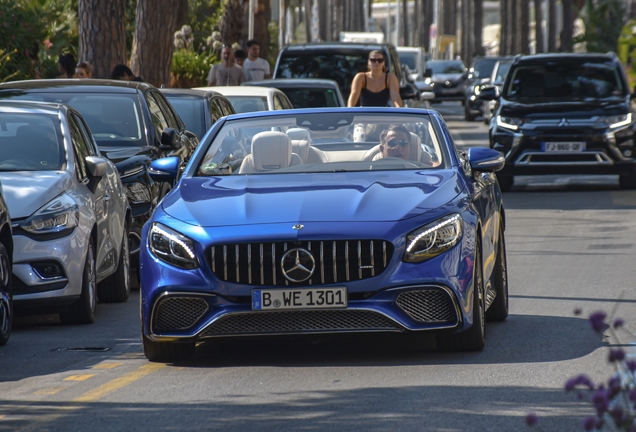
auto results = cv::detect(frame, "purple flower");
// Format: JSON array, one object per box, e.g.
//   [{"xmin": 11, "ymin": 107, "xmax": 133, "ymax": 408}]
[
  {"xmin": 592, "ymin": 388, "xmax": 609, "ymax": 415},
  {"xmin": 610, "ymin": 406, "xmax": 626, "ymax": 424},
  {"xmin": 613, "ymin": 318, "xmax": 624, "ymax": 329},
  {"xmin": 589, "ymin": 311, "xmax": 607, "ymax": 333},
  {"xmin": 608, "ymin": 348, "xmax": 625, "ymax": 362},
  {"xmin": 574, "ymin": 307, "xmax": 582, "ymax": 315},
  {"xmin": 565, "ymin": 374, "xmax": 594, "ymax": 391},
  {"xmin": 583, "ymin": 416, "xmax": 597, "ymax": 431},
  {"xmin": 626, "ymin": 360, "xmax": 636, "ymax": 372},
  {"xmin": 629, "ymin": 389, "xmax": 636, "ymax": 402},
  {"xmin": 525, "ymin": 412, "xmax": 538, "ymax": 426}
]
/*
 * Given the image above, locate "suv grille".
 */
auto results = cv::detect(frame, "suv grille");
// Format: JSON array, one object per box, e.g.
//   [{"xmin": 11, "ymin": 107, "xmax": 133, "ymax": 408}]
[{"xmin": 208, "ymin": 240, "xmax": 393, "ymax": 286}]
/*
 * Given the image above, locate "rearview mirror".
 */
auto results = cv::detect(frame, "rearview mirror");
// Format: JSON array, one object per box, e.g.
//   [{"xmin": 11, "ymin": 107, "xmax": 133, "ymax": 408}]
[
  {"xmin": 149, "ymin": 157, "xmax": 180, "ymax": 182},
  {"xmin": 85, "ymin": 156, "xmax": 108, "ymax": 178},
  {"xmin": 478, "ymin": 84, "xmax": 500, "ymax": 101},
  {"xmin": 160, "ymin": 127, "xmax": 180, "ymax": 151},
  {"xmin": 467, "ymin": 148, "xmax": 505, "ymax": 172}
]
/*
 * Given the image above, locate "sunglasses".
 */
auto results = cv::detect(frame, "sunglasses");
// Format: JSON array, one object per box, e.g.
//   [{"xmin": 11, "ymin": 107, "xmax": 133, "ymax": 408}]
[
  {"xmin": 387, "ymin": 138, "xmax": 410, "ymax": 148},
  {"xmin": 369, "ymin": 58, "xmax": 385, "ymax": 63}
]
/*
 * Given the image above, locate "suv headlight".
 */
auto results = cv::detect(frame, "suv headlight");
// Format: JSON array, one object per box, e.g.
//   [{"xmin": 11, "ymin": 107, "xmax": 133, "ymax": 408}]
[
  {"xmin": 600, "ymin": 113, "xmax": 632, "ymax": 129},
  {"xmin": 496, "ymin": 115, "xmax": 523, "ymax": 131},
  {"xmin": 403, "ymin": 214, "xmax": 463, "ymax": 263},
  {"xmin": 21, "ymin": 192, "xmax": 79, "ymax": 236},
  {"xmin": 148, "ymin": 223, "xmax": 198, "ymax": 269}
]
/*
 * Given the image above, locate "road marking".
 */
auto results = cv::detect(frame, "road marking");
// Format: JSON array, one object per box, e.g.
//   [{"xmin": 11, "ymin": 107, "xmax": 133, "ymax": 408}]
[
  {"xmin": 33, "ymin": 387, "xmax": 68, "ymax": 395},
  {"xmin": 63, "ymin": 374, "xmax": 95, "ymax": 381},
  {"xmin": 91, "ymin": 362, "xmax": 122, "ymax": 370},
  {"xmin": 73, "ymin": 363, "xmax": 165, "ymax": 402}
]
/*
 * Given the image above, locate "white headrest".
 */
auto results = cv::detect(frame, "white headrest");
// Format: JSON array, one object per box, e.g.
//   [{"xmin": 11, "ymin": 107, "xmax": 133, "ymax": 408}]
[
  {"xmin": 287, "ymin": 128, "xmax": 311, "ymax": 143},
  {"xmin": 252, "ymin": 131, "xmax": 292, "ymax": 171},
  {"xmin": 409, "ymin": 132, "xmax": 423, "ymax": 162},
  {"xmin": 291, "ymin": 139, "xmax": 310, "ymax": 162}
]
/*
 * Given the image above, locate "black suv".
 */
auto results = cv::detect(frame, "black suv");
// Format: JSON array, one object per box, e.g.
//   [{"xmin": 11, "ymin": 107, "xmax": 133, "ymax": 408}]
[
  {"xmin": 273, "ymin": 42, "xmax": 418, "ymax": 103},
  {"xmin": 0, "ymin": 80, "xmax": 197, "ymax": 272},
  {"xmin": 481, "ymin": 53, "xmax": 636, "ymax": 191}
]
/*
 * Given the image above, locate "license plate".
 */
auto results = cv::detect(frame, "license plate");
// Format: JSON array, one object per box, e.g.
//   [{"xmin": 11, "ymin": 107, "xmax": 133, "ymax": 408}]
[
  {"xmin": 252, "ymin": 287, "xmax": 348, "ymax": 310},
  {"xmin": 542, "ymin": 142, "xmax": 586, "ymax": 152}
]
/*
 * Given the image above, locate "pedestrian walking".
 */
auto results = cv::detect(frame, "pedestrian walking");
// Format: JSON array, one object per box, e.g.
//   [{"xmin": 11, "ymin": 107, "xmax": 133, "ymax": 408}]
[
  {"xmin": 207, "ymin": 46, "xmax": 246, "ymax": 86},
  {"xmin": 243, "ymin": 39, "xmax": 270, "ymax": 81},
  {"xmin": 74, "ymin": 62, "xmax": 92, "ymax": 78},
  {"xmin": 348, "ymin": 50, "xmax": 402, "ymax": 107}
]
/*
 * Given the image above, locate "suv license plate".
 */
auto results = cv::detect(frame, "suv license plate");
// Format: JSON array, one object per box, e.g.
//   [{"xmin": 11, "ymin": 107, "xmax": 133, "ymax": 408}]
[
  {"xmin": 252, "ymin": 287, "xmax": 348, "ymax": 310},
  {"xmin": 542, "ymin": 142, "xmax": 586, "ymax": 152}
]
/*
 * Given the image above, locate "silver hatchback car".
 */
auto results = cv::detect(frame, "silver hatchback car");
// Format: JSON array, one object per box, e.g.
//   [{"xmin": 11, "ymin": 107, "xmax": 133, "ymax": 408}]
[{"xmin": 0, "ymin": 101, "xmax": 131, "ymax": 324}]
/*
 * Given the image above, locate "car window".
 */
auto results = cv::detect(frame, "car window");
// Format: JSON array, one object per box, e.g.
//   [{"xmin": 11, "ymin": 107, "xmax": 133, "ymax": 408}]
[
  {"xmin": 152, "ymin": 91, "xmax": 181, "ymax": 130},
  {"xmin": 211, "ymin": 98, "xmax": 224, "ymax": 121},
  {"xmin": 219, "ymin": 98, "xmax": 235, "ymax": 116},
  {"xmin": 398, "ymin": 52, "xmax": 419, "ymax": 72},
  {"xmin": 165, "ymin": 95, "xmax": 206, "ymax": 140},
  {"xmin": 429, "ymin": 61, "xmax": 465, "ymax": 74},
  {"xmin": 72, "ymin": 113, "xmax": 99, "ymax": 156},
  {"xmin": 492, "ymin": 62, "xmax": 512, "ymax": 84},
  {"xmin": 505, "ymin": 62, "xmax": 625, "ymax": 101},
  {"xmin": 226, "ymin": 96, "xmax": 268, "ymax": 113},
  {"xmin": 471, "ymin": 58, "xmax": 499, "ymax": 79},
  {"xmin": 0, "ymin": 112, "xmax": 65, "ymax": 171},
  {"xmin": 280, "ymin": 94, "xmax": 293, "ymax": 109},
  {"xmin": 196, "ymin": 112, "xmax": 445, "ymax": 176},
  {"xmin": 146, "ymin": 91, "xmax": 171, "ymax": 138},
  {"xmin": 279, "ymin": 88, "xmax": 338, "ymax": 108},
  {"xmin": 273, "ymin": 94, "xmax": 283, "ymax": 110},
  {"xmin": 68, "ymin": 116, "xmax": 90, "ymax": 180}
]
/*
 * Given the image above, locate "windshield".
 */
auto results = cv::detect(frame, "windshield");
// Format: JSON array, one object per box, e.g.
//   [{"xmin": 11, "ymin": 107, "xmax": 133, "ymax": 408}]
[
  {"xmin": 226, "ymin": 96, "xmax": 268, "ymax": 113},
  {"xmin": 279, "ymin": 88, "xmax": 342, "ymax": 108},
  {"xmin": 0, "ymin": 91, "xmax": 144, "ymax": 147},
  {"xmin": 504, "ymin": 62, "xmax": 625, "ymax": 101},
  {"xmin": 165, "ymin": 96, "xmax": 206, "ymax": 139},
  {"xmin": 197, "ymin": 112, "xmax": 445, "ymax": 176},
  {"xmin": 429, "ymin": 60, "xmax": 465, "ymax": 74},
  {"xmin": 398, "ymin": 52, "xmax": 419, "ymax": 72},
  {"xmin": 0, "ymin": 112, "xmax": 65, "ymax": 171},
  {"xmin": 472, "ymin": 58, "xmax": 499, "ymax": 79},
  {"xmin": 492, "ymin": 62, "xmax": 512, "ymax": 84}
]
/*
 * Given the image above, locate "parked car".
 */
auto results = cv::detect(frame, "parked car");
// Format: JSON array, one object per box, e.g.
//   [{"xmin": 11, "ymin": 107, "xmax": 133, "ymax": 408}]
[
  {"xmin": 273, "ymin": 42, "xmax": 419, "ymax": 103},
  {"xmin": 160, "ymin": 88, "xmax": 235, "ymax": 141},
  {"xmin": 480, "ymin": 52, "xmax": 636, "ymax": 191},
  {"xmin": 464, "ymin": 56, "xmax": 512, "ymax": 121},
  {"xmin": 397, "ymin": 46, "xmax": 435, "ymax": 108},
  {"xmin": 139, "ymin": 107, "xmax": 508, "ymax": 362},
  {"xmin": 0, "ymin": 80, "xmax": 198, "ymax": 277},
  {"xmin": 195, "ymin": 86, "xmax": 293, "ymax": 113},
  {"xmin": 427, "ymin": 59, "xmax": 468, "ymax": 103},
  {"xmin": 0, "ymin": 179, "xmax": 12, "ymax": 346},
  {"xmin": 242, "ymin": 78, "xmax": 346, "ymax": 108},
  {"xmin": 0, "ymin": 101, "xmax": 131, "ymax": 323},
  {"xmin": 482, "ymin": 59, "xmax": 513, "ymax": 124}
]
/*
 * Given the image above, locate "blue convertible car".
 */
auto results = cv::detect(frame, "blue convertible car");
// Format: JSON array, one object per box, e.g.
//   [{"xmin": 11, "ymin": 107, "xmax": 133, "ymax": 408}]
[{"xmin": 140, "ymin": 108, "xmax": 508, "ymax": 362}]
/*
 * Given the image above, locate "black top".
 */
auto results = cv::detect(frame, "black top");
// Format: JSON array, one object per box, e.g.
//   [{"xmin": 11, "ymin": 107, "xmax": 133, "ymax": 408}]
[{"xmin": 359, "ymin": 73, "xmax": 390, "ymax": 107}]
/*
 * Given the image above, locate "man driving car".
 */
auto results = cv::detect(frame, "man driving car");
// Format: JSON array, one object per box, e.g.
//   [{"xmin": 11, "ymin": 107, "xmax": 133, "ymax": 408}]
[{"xmin": 379, "ymin": 125, "xmax": 412, "ymax": 160}]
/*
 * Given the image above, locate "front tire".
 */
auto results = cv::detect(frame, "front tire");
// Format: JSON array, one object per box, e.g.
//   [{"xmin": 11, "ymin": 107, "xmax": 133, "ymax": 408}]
[
  {"xmin": 60, "ymin": 239, "xmax": 96, "ymax": 324},
  {"xmin": 464, "ymin": 103, "xmax": 477, "ymax": 121},
  {"xmin": 97, "ymin": 221, "xmax": 131, "ymax": 303},
  {"xmin": 486, "ymin": 225, "xmax": 509, "ymax": 322},
  {"xmin": 0, "ymin": 243, "xmax": 12, "ymax": 346},
  {"xmin": 436, "ymin": 237, "xmax": 486, "ymax": 352},
  {"xmin": 142, "ymin": 334, "xmax": 195, "ymax": 363}
]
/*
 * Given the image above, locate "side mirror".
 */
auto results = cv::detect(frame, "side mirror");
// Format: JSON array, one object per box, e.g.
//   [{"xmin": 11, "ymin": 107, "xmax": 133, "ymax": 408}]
[
  {"xmin": 477, "ymin": 84, "xmax": 500, "ymax": 101},
  {"xmin": 85, "ymin": 156, "xmax": 108, "ymax": 178},
  {"xmin": 400, "ymin": 84, "xmax": 419, "ymax": 100},
  {"xmin": 424, "ymin": 68, "xmax": 433, "ymax": 78},
  {"xmin": 419, "ymin": 91, "xmax": 435, "ymax": 101},
  {"xmin": 467, "ymin": 148, "xmax": 505, "ymax": 172},
  {"xmin": 160, "ymin": 127, "xmax": 180, "ymax": 151},
  {"xmin": 149, "ymin": 156, "xmax": 180, "ymax": 182}
]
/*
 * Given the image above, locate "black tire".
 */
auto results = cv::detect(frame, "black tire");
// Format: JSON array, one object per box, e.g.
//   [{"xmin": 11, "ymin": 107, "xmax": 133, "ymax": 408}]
[
  {"xmin": 0, "ymin": 243, "xmax": 12, "ymax": 346},
  {"xmin": 619, "ymin": 173, "xmax": 636, "ymax": 189},
  {"xmin": 142, "ymin": 334, "xmax": 195, "ymax": 363},
  {"xmin": 497, "ymin": 175, "xmax": 514, "ymax": 192},
  {"xmin": 486, "ymin": 225, "xmax": 509, "ymax": 322},
  {"xmin": 60, "ymin": 239, "xmax": 96, "ymax": 324},
  {"xmin": 97, "ymin": 222, "xmax": 131, "ymax": 303},
  {"xmin": 464, "ymin": 104, "xmax": 477, "ymax": 121},
  {"xmin": 437, "ymin": 237, "xmax": 486, "ymax": 352}
]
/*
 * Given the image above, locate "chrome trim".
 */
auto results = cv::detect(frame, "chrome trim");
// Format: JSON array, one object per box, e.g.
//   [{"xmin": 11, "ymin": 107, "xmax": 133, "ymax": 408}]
[
  {"xmin": 13, "ymin": 264, "xmax": 68, "ymax": 286},
  {"xmin": 333, "ymin": 241, "xmax": 337, "ymax": 283},
  {"xmin": 514, "ymin": 151, "xmax": 612, "ymax": 166},
  {"xmin": 307, "ymin": 242, "xmax": 312, "ymax": 286},
  {"xmin": 385, "ymin": 284, "xmax": 463, "ymax": 330},
  {"xmin": 235, "ymin": 245, "xmax": 239, "ymax": 283},
  {"xmin": 247, "ymin": 244, "xmax": 252, "ymax": 285},
  {"xmin": 358, "ymin": 241, "xmax": 362, "ymax": 278},
  {"xmin": 370, "ymin": 241, "xmax": 375, "ymax": 276},
  {"xmin": 223, "ymin": 245, "xmax": 227, "ymax": 280},
  {"xmin": 259, "ymin": 243, "xmax": 264, "ymax": 285},
  {"xmin": 345, "ymin": 241, "xmax": 350, "ymax": 281},
  {"xmin": 320, "ymin": 242, "xmax": 324, "ymax": 284},
  {"xmin": 148, "ymin": 291, "xmax": 215, "ymax": 340},
  {"xmin": 272, "ymin": 243, "xmax": 276, "ymax": 285},
  {"xmin": 211, "ymin": 247, "xmax": 216, "ymax": 273}
]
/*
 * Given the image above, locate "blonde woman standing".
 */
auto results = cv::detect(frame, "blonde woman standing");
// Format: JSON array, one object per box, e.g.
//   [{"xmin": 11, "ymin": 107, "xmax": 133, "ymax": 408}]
[{"xmin": 348, "ymin": 50, "xmax": 402, "ymax": 107}]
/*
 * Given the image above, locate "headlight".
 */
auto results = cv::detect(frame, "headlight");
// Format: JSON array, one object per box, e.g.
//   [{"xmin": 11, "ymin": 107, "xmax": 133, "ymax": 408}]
[
  {"xmin": 424, "ymin": 77, "xmax": 432, "ymax": 84},
  {"xmin": 21, "ymin": 192, "xmax": 79, "ymax": 236},
  {"xmin": 473, "ymin": 85, "xmax": 481, "ymax": 96},
  {"xmin": 403, "ymin": 214, "xmax": 463, "ymax": 263},
  {"xmin": 148, "ymin": 223, "xmax": 199, "ymax": 269},
  {"xmin": 496, "ymin": 115, "xmax": 523, "ymax": 131},
  {"xmin": 600, "ymin": 113, "xmax": 632, "ymax": 129},
  {"xmin": 125, "ymin": 182, "xmax": 151, "ymax": 204}
]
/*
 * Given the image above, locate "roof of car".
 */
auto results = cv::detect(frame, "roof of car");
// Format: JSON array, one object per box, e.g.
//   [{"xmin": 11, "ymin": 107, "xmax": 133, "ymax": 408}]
[
  {"xmin": 0, "ymin": 99, "xmax": 70, "ymax": 114},
  {"xmin": 396, "ymin": 46, "xmax": 425, "ymax": 53},
  {"xmin": 242, "ymin": 78, "xmax": 341, "ymax": 89},
  {"xmin": 159, "ymin": 88, "xmax": 225, "ymax": 98},
  {"xmin": 279, "ymin": 42, "xmax": 393, "ymax": 52},
  {"xmin": 515, "ymin": 53, "xmax": 619, "ymax": 65},
  {"xmin": 195, "ymin": 86, "xmax": 280, "ymax": 97},
  {"xmin": 0, "ymin": 78, "xmax": 152, "ymax": 93}
]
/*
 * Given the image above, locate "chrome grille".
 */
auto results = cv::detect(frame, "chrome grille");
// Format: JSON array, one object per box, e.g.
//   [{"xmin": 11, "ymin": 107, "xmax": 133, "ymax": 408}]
[
  {"xmin": 396, "ymin": 289, "xmax": 458, "ymax": 323},
  {"xmin": 200, "ymin": 310, "xmax": 402, "ymax": 337},
  {"xmin": 154, "ymin": 297, "xmax": 209, "ymax": 330},
  {"xmin": 208, "ymin": 240, "xmax": 393, "ymax": 286}
]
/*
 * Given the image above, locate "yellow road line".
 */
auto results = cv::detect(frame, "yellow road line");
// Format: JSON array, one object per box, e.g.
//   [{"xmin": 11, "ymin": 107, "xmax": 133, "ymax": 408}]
[
  {"xmin": 73, "ymin": 363, "xmax": 165, "ymax": 403},
  {"xmin": 33, "ymin": 387, "xmax": 68, "ymax": 395},
  {"xmin": 91, "ymin": 362, "xmax": 122, "ymax": 370},
  {"xmin": 63, "ymin": 374, "xmax": 95, "ymax": 381}
]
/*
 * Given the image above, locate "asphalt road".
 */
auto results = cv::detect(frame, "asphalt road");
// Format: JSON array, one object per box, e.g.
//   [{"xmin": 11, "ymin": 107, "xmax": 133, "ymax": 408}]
[{"xmin": 2, "ymin": 102, "xmax": 635, "ymax": 431}]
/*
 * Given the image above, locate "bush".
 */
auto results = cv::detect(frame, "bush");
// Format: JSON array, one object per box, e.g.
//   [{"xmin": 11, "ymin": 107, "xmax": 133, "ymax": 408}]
[
  {"xmin": 171, "ymin": 49, "xmax": 215, "ymax": 88},
  {"xmin": 0, "ymin": 1, "xmax": 45, "ymax": 81}
]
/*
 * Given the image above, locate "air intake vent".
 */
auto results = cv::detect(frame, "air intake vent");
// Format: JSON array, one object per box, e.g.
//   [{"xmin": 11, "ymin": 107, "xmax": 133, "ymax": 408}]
[
  {"xmin": 396, "ymin": 289, "xmax": 458, "ymax": 323},
  {"xmin": 154, "ymin": 297, "xmax": 209, "ymax": 331}
]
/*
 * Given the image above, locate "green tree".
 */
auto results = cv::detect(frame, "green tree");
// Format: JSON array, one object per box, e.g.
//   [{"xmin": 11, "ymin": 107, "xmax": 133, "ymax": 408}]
[{"xmin": 575, "ymin": 0, "xmax": 624, "ymax": 53}]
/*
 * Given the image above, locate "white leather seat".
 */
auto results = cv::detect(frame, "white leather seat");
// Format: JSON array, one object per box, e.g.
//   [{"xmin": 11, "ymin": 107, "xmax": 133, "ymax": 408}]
[
  {"xmin": 238, "ymin": 131, "xmax": 303, "ymax": 174},
  {"xmin": 361, "ymin": 132, "xmax": 431, "ymax": 164},
  {"xmin": 287, "ymin": 128, "xmax": 327, "ymax": 163}
]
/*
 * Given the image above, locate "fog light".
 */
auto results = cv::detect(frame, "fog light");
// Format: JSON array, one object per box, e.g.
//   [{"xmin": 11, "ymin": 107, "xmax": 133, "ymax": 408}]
[
  {"xmin": 32, "ymin": 262, "xmax": 64, "ymax": 279},
  {"xmin": 623, "ymin": 149, "xmax": 633, "ymax": 157}
]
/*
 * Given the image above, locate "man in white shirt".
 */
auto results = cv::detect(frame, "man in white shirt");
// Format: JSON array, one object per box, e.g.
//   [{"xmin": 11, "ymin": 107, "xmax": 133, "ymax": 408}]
[
  {"xmin": 243, "ymin": 39, "xmax": 271, "ymax": 81},
  {"xmin": 207, "ymin": 46, "xmax": 246, "ymax": 86}
]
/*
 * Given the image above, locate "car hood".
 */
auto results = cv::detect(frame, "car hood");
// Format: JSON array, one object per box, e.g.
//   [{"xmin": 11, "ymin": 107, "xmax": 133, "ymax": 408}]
[
  {"xmin": 431, "ymin": 74, "xmax": 463, "ymax": 83},
  {"xmin": 161, "ymin": 170, "xmax": 461, "ymax": 227},
  {"xmin": 500, "ymin": 98, "xmax": 629, "ymax": 117},
  {"xmin": 0, "ymin": 172, "xmax": 73, "ymax": 218}
]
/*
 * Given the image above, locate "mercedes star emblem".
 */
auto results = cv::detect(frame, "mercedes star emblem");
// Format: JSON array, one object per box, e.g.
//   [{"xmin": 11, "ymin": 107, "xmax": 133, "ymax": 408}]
[
  {"xmin": 293, "ymin": 224, "xmax": 304, "ymax": 230},
  {"xmin": 280, "ymin": 248, "xmax": 315, "ymax": 282}
]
